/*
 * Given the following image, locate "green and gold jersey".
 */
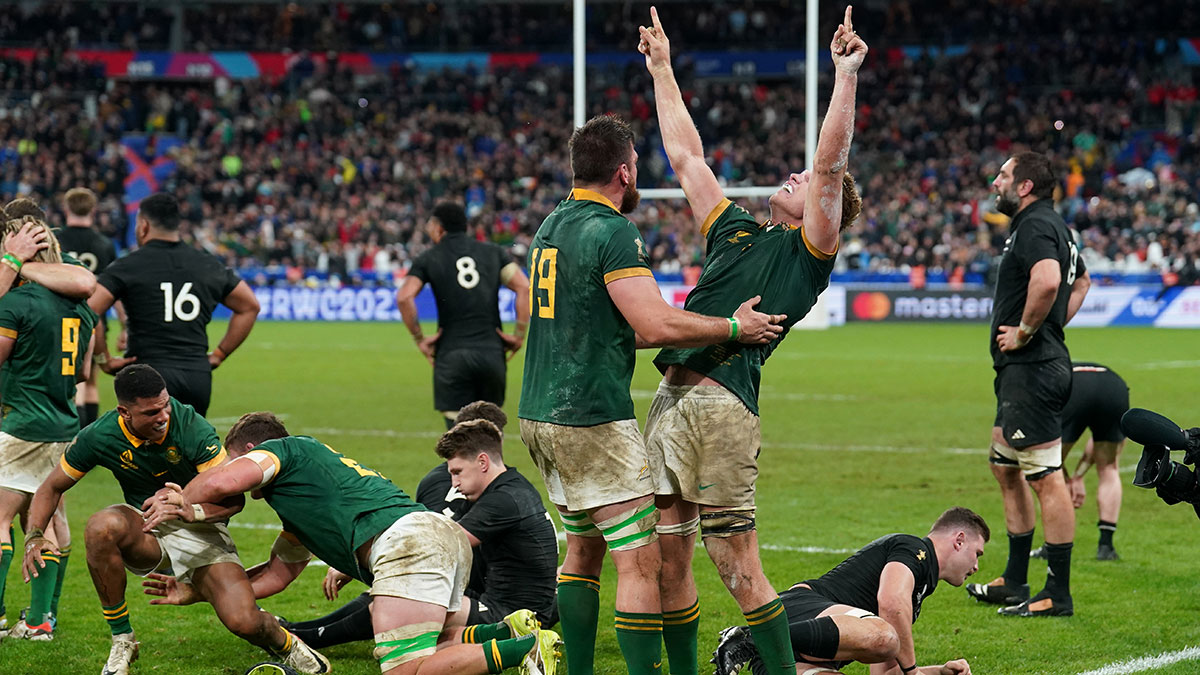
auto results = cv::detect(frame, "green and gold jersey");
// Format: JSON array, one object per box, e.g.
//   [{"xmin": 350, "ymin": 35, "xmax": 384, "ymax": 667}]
[
  {"xmin": 60, "ymin": 398, "xmax": 225, "ymax": 506},
  {"xmin": 249, "ymin": 436, "xmax": 424, "ymax": 583},
  {"xmin": 0, "ymin": 282, "xmax": 97, "ymax": 442},
  {"xmin": 519, "ymin": 189, "xmax": 653, "ymax": 426},
  {"xmin": 654, "ymin": 199, "xmax": 837, "ymax": 415}
]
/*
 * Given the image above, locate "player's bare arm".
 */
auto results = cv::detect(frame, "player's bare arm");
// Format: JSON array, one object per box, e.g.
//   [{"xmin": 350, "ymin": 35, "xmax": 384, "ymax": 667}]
[
  {"xmin": 87, "ymin": 285, "xmax": 137, "ymax": 374},
  {"xmin": 496, "ymin": 262, "xmax": 530, "ymax": 361},
  {"xmin": 639, "ymin": 6, "xmax": 725, "ymax": 225},
  {"xmin": 210, "ymin": 280, "xmax": 260, "ymax": 370},
  {"xmin": 607, "ymin": 274, "xmax": 785, "ymax": 346},
  {"xmin": 396, "ymin": 274, "xmax": 440, "ymax": 364},
  {"xmin": 804, "ymin": 5, "xmax": 867, "ymax": 255},
  {"xmin": 997, "ymin": 258, "xmax": 1060, "ymax": 352},
  {"xmin": 1, "ymin": 220, "xmax": 97, "ymax": 300},
  {"xmin": 20, "ymin": 466, "xmax": 78, "ymax": 580},
  {"xmin": 140, "ymin": 480, "xmax": 246, "ymax": 531},
  {"xmin": 875, "ymin": 562, "xmax": 919, "ymax": 675},
  {"xmin": 1065, "ymin": 269, "xmax": 1091, "ymax": 324}
]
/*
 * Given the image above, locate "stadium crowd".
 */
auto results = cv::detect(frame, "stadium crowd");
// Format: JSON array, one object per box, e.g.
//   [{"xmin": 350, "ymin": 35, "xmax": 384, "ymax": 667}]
[{"xmin": 0, "ymin": 3, "xmax": 1197, "ymax": 286}]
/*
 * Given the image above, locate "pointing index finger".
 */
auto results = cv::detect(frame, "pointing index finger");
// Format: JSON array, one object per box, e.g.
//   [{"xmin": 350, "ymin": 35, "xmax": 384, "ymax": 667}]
[{"xmin": 650, "ymin": 6, "xmax": 663, "ymax": 32}]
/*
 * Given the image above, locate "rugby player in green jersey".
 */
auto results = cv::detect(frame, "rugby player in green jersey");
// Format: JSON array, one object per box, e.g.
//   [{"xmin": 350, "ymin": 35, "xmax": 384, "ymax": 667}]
[
  {"xmin": 637, "ymin": 7, "xmax": 866, "ymax": 675},
  {"xmin": 0, "ymin": 217, "xmax": 96, "ymax": 641},
  {"xmin": 0, "ymin": 205, "xmax": 97, "ymax": 305},
  {"xmin": 140, "ymin": 412, "xmax": 562, "ymax": 675},
  {"xmin": 22, "ymin": 366, "xmax": 329, "ymax": 675},
  {"xmin": 518, "ymin": 113, "xmax": 786, "ymax": 675}
]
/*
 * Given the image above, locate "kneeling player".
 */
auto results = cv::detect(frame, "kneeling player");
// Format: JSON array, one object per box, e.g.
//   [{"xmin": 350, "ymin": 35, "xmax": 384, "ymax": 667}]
[
  {"xmin": 22, "ymin": 365, "xmax": 328, "ymax": 675},
  {"xmin": 713, "ymin": 508, "xmax": 986, "ymax": 675},
  {"xmin": 142, "ymin": 412, "xmax": 562, "ymax": 675}
]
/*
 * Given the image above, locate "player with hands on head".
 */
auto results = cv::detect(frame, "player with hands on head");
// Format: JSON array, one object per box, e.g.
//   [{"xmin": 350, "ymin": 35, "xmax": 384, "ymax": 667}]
[
  {"xmin": 637, "ymin": 6, "xmax": 864, "ymax": 675},
  {"xmin": 0, "ymin": 214, "xmax": 96, "ymax": 303}
]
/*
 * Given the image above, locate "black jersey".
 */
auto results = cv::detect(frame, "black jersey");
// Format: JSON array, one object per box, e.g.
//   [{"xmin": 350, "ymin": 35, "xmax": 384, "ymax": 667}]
[
  {"xmin": 990, "ymin": 199, "xmax": 1087, "ymax": 367},
  {"xmin": 55, "ymin": 226, "xmax": 116, "ymax": 273},
  {"xmin": 798, "ymin": 534, "xmax": 940, "ymax": 623},
  {"xmin": 455, "ymin": 468, "xmax": 558, "ymax": 619},
  {"xmin": 415, "ymin": 462, "xmax": 473, "ymax": 519},
  {"xmin": 407, "ymin": 233, "xmax": 511, "ymax": 354},
  {"xmin": 98, "ymin": 239, "xmax": 241, "ymax": 371}
]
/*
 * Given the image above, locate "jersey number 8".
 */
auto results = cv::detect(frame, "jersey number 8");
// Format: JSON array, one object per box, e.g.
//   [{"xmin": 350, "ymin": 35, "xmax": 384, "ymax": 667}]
[
  {"xmin": 160, "ymin": 282, "xmax": 201, "ymax": 322},
  {"xmin": 456, "ymin": 256, "xmax": 480, "ymax": 289}
]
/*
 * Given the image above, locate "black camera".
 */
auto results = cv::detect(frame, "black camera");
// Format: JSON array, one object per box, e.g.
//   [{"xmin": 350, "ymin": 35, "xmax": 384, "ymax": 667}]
[{"xmin": 1122, "ymin": 409, "xmax": 1200, "ymax": 517}]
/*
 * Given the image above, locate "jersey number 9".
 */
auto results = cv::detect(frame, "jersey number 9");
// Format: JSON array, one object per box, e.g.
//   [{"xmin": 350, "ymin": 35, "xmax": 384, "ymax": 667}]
[{"xmin": 60, "ymin": 317, "xmax": 81, "ymax": 376}]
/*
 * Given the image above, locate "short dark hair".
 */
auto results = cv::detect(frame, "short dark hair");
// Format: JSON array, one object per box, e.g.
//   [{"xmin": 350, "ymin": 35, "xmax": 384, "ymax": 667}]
[
  {"xmin": 113, "ymin": 364, "xmax": 167, "ymax": 404},
  {"xmin": 432, "ymin": 202, "xmax": 467, "ymax": 233},
  {"xmin": 225, "ymin": 411, "xmax": 290, "ymax": 451},
  {"xmin": 435, "ymin": 419, "xmax": 503, "ymax": 461},
  {"xmin": 1011, "ymin": 151, "xmax": 1056, "ymax": 201},
  {"xmin": 454, "ymin": 401, "xmax": 507, "ymax": 431},
  {"xmin": 930, "ymin": 506, "xmax": 990, "ymax": 542},
  {"xmin": 569, "ymin": 115, "xmax": 635, "ymax": 185},
  {"xmin": 5, "ymin": 197, "xmax": 46, "ymax": 222},
  {"xmin": 138, "ymin": 193, "xmax": 181, "ymax": 232},
  {"xmin": 64, "ymin": 187, "xmax": 98, "ymax": 217}
]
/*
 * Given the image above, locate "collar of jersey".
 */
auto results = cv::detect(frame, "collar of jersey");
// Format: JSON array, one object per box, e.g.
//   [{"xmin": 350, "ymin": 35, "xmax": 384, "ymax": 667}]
[
  {"xmin": 569, "ymin": 188, "xmax": 618, "ymax": 212},
  {"xmin": 119, "ymin": 415, "xmax": 169, "ymax": 447}
]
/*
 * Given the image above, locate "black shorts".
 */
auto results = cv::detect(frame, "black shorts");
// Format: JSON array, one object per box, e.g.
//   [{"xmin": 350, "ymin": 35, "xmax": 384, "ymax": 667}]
[
  {"xmin": 779, "ymin": 586, "xmax": 850, "ymax": 670},
  {"xmin": 465, "ymin": 590, "xmax": 557, "ymax": 628},
  {"xmin": 433, "ymin": 348, "xmax": 506, "ymax": 412},
  {"xmin": 153, "ymin": 365, "xmax": 213, "ymax": 417},
  {"xmin": 1062, "ymin": 368, "xmax": 1129, "ymax": 444},
  {"xmin": 993, "ymin": 358, "xmax": 1071, "ymax": 449}
]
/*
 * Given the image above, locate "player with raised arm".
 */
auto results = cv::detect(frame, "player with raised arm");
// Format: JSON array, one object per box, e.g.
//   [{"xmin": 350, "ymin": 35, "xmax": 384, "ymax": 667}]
[
  {"xmin": 0, "ymin": 217, "xmax": 96, "ymax": 641},
  {"xmin": 396, "ymin": 202, "xmax": 531, "ymax": 428},
  {"xmin": 88, "ymin": 193, "xmax": 260, "ymax": 416},
  {"xmin": 55, "ymin": 187, "xmax": 121, "ymax": 428},
  {"xmin": 518, "ymin": 112, "xmax": 785, "ymax": 675},
  {"xmin": 713, "ymin": 508, "xmax": 985, "ymax": 675},
  {"xmin": 140, "ymin": 411, "xmax": 562, "ymax": 675},
  {"xmin": 637, "ymin": 7, "xmax": 864, "ymax": 674},
  {"xmin": 21, "ymin": 365, "xmax": 329, "ymax": 675}
]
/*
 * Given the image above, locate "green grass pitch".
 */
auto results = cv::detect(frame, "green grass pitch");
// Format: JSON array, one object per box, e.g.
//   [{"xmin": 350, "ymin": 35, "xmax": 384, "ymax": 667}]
[{"xmin": 3, "ymin": 321, "xmax": 1200, "ymax": 674}]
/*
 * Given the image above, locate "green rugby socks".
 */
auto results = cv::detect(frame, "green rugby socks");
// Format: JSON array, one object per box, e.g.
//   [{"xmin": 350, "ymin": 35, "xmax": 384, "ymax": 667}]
[
  {"xmin": 558, "ymin": 573, "xmax": 600, "ymax": 675},
  {"xmin": 662, "ymin": 599, "xmax": 700, "ymax": 675},
  {"xmin": 745, "ymin": 599, "xmax": 796, "ymax": 675},
  {"xmin": 614, "ymin": 610, "xmax": 663, "ymax": 674}
]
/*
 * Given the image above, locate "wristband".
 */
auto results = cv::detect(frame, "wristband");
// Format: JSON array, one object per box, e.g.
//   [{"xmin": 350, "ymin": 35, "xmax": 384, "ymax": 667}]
[
  {"xmin": 728, "ymin": 317, "xmax": 739, "ymax": 340},
  {"xmin": 900, "ymin": 664, "xmax": 917, "ymax": 673},
  {"xmin": 25, "ymin": 527, "xmax": 44, "ymax": 541},
  {"xmin": 93, "ymin": 352, "xmax": 109, "ymax": 365},
  {"xmin": 1018, "ymin": 321, "xmax": 1038, "ymax": 337},
  {"xmin": 212, "ymin": 346, "xmax": 228, "ymax": 361},
  {"xmin": 192, "ymin": 504, "xmax": 206, "ymax": 522},
  {"xmin": 1, "ymin": 253, "xmax": 21, "ymax": 273}
]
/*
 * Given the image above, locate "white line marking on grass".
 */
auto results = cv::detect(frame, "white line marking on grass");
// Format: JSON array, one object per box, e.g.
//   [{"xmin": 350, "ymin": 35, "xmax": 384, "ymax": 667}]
[
  {"xmin": 550, "ymin": 530, "xmax": 854, "ymax": 555},
  {"xmin": 762, "ymin": 441, "xmax": 978, "ymax": 455},
  {"xmin": 1133, "ymin": 360, "xmax": 1200, "ymax": 370},
  {"xmin": 1077, "ymin": 646, "xmax": 1200, "ymax": 675},
  {"xmin": 297, "ymin": 427, "xmax": 442, "ymax": 440}
]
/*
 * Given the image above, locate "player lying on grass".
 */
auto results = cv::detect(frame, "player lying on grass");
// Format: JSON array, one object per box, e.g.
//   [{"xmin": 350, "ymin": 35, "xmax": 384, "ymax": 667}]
[
  {"xmin": 140, "ymin": 411, "xmax": 562, "ymax": 675},
  {"xmin": 712, "ymin": 508, "xmax": 987, "ymax": 675},
  {"xmin": 21, "ymin": 365, "xmax": 329, "ymax": 675}
]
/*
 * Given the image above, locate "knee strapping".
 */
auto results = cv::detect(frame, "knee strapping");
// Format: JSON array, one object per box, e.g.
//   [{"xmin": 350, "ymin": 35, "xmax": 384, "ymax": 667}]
[
  {"xmin": 788, "ymin": 615, "xmax": 840, "ymax": 661},
  {"xmin": 700, "ymin": 508, "xmax": 756, "ymax": 538},
  {"xmin": 373, "ymin": 622, "xmax": 441, "ymax": 671},
  {"xmin": 559, "ymin": 509, "xmax": 602, "ymax": 538},
  {"xmin": 656, "ymin": 515, "xmax": 700, "ymax": 537},
  {"xmin": 595, "ymin": 502, "xmax": 659, "ymax": 552}
]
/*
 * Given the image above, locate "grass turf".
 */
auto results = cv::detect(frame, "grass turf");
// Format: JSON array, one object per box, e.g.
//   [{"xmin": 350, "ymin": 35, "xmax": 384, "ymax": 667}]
[{"xmin": 2, "ymin": 321, "xmax": 1199, "ymax": 674}]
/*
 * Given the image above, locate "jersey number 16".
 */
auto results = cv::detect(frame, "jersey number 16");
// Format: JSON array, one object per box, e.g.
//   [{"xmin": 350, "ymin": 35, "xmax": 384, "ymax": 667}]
[{"xmin": 161, "ymin": 282, "xmax": 201, "ymax": 322}]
